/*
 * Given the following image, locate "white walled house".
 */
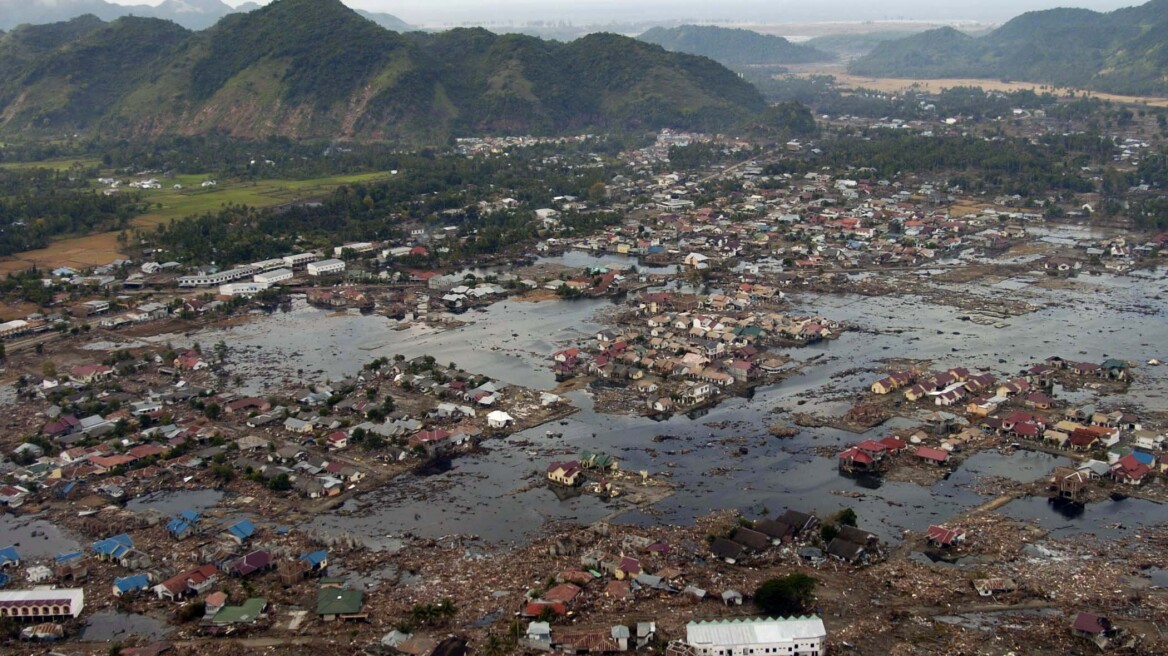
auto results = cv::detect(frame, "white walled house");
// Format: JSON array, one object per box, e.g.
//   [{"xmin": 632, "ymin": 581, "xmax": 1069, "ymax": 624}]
[{"xmin": 684, "ymin": 616, "xmax": 826, "ymax": 656}]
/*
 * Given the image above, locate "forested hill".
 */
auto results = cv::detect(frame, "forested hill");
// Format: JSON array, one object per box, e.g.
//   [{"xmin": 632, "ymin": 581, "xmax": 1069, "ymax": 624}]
[
  {"xmin": 849, "ymin": 0, "xmax": 1168, "ymax": 97},
  {"xmin": 0, "ymin": 0, "xmax": 768, "ymax": 142},
  {"xmin": 639, "ymin": 25, "xmax": 834, "ymax": 68}
]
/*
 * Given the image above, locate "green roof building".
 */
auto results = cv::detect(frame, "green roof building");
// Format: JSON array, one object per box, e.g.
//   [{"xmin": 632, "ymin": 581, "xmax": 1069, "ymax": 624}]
[
  {"xmin": 317, "ymin": 587, "xmax": 364, "ymax": 621},
  {"xmin": 211, "ymin": 597, "xmax": 267, "ymax": 625}
]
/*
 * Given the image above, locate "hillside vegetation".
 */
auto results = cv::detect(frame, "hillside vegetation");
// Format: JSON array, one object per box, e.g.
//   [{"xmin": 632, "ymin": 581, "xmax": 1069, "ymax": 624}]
[
  {"xmin": 850, "ymin": 0, "xmax": 1168, "ymax": 96},
  {"xmin": 0, "ymin": 0, "xmax": 769, "ymax": 142},
  {"xmin": 639, "ymin": 25, "xmax": 834, "ymax": 68}
]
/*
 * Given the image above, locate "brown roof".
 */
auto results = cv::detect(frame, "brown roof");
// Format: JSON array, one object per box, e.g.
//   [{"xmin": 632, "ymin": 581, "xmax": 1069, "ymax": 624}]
[
  {"xmin": 1072, "ymin": 612, "xmax": 1109, "ymax": 634},
  {"xmin": 543, "ymin": 583, "xmax": 581, "ymax": 604},
  {"xmin": 604, "ymin": 580, "xmax": 632, "ymax": 600},
  {"xmin": 733, "ymin": 527, "xmax": 771, "ymax": 551}
]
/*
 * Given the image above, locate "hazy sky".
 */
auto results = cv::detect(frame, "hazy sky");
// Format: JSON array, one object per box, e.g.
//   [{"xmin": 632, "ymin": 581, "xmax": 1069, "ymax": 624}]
[{"xmin": 140, "ymin": 0, "xmax": 1148, "ymax": 26}]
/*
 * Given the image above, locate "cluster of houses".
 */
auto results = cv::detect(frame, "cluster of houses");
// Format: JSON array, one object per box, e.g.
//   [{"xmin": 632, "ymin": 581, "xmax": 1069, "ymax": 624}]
[
  {"xmin": 705, "ymin": 510, "xmax": 883, "ymax": 568},
  {"xmin": 10, "ymin": 351, "xmax": 562, "ymax": 508},
  {"xmin": 546, "ymin": 159, "xmax": 1042, "ymax": 277},
  {"xmin": 552, "ymin": 290, "xmax": 839, "ymax": 414},
  {"xmin": 0, "ymin": 512, "xmax": 357, "ymax": 635},
  {"xmin": 864, "ymin": 353, "xmax": 1163, "ymax": 490}
]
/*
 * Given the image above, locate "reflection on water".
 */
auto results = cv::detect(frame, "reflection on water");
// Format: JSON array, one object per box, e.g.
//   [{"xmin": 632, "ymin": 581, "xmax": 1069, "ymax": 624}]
[{"xmin": 1002, "ymin": 495, "xmax": 1168, "ymax": 539}]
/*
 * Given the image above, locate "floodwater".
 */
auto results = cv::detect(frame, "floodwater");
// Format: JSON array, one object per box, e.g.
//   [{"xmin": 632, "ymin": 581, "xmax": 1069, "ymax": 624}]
[
  {"xmin": 0, "ymin": 513, "xmax": 83, "ymax": 558},
  {"xmin": 125, "ymin": 489, "xmax": 224, "ymax": 516},
  {"xmin": 175, "ymin": 264, "xmax": 1168, "ymax": 547},
  {"xmin": 81, "ymin": 611, "xmax": 172, "ymax": 642},
  {"xmin": 1001, "ymin": 495, "xmax": 1168, "ymax": 540}
]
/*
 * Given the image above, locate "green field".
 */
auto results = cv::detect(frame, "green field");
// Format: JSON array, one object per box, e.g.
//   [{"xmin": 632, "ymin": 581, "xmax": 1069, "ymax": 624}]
[
  {"xmin": 126, "ymin": 171, "xmax": 395, "ymax": 228},
  {"xmin": 0, "ymin": 157, "xmax": 103, "ymax": 171},
  {"xmin": 0, "ymin": 169, "xmax": 397, "ymax": 274}
]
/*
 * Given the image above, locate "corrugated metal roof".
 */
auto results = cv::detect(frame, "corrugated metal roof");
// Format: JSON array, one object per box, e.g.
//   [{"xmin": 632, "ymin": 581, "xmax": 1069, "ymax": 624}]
[{"xmin": 686, "ymin": 616, "xmax": 825, "ymax": 646}]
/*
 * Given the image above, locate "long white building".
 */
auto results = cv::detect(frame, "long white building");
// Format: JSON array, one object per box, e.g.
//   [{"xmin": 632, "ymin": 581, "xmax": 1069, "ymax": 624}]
[
  {"xmin": 307, "ymin": 259, "xmax": 345, "ymax": 276},
  {"xmin": 684, "ymin": 616, "xmax": 826, "ymax": 656},
  {"xmin": 219, "ymin": 282, "xmax": 271, "ymax": 297},
  {"xmin": 0, "ymin": 587, "xmax": 85, "ymax": 619},
  {"xmin": 282, "ymin": 253, "xmax": 318, "ymax": 268},
  {"xmin": 254, "ymin": 268, "xmax": 293, "ymax": 285},
  {"xmin": 177, "ymin": 267, "xmax": 257, "ymax": 288}
]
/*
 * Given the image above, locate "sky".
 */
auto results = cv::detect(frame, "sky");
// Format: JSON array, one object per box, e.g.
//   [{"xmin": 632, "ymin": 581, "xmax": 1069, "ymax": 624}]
[{"xmin": 122, "ymin": 0, "xmax": 1148, "ymax": 27}]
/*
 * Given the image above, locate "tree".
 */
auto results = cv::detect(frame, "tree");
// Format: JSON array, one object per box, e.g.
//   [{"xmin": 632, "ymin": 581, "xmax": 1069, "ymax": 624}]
[
  {"xmin": 211, "ymin": 464, "xmax": 235, "ymax": 482},
  {"xmin": 834, "ymin": 507, "xmax": 858, "ymax": 527},
  {"xmin": 268, "ymin": 473, "xmax": 292, "ymax": 491},
  {"xmin": 754, "ymin": 574, "xmax": 817, "ymax": 617},
  {"xmin": 819, "ymin": 524, "xmax": 839, "ymax": 543},
  {"xmin": 204, "ymin": 403, "xmax": 222, "ymax": 420},
  {"xmin": 587, "ymin": 181, "xmax": 607, "ymax": 205}
]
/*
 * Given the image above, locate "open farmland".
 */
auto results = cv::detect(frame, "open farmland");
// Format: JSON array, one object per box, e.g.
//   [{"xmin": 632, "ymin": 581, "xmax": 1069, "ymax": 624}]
[{"xmin": 0, "ymin": 170, "xmax": 395, "ymax": 273}]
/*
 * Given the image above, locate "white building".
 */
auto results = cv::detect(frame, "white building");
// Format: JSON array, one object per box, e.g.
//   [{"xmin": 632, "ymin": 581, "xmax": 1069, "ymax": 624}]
[
  {"xmin": 684, "ymin": 616, "xmax": 826, "ymax": 656},
  {"xmin": 0, "ymin": 587, "xmax": 85, "ymax": 619},
  {"xmin": 219, "ymin": 282, "xmax": 271, "ymax": 297},
  {"xmin": 0, "ymin": 319, "xmax": 30, "ymax": 339},
  {"xmin": 249, "ymin": 258, "xmax": 287, "ymax": 272},
  {"xmin": 254, "ymin": 268, "xmax": 293, "ymax": 285},
  {"xmin": 307, "ymin": 259, "xmax": 346, "ymax": 277},
  {"xmin": 334, "ymin": 242, "xmax": 375, "ymax": 256},
  {"xmin": 178, "ymin": 267, "xmax": 258, "ymax": 288},
  {"xmin": 282, "ymin": 253, "xmax": 319, "ymax": 268}
]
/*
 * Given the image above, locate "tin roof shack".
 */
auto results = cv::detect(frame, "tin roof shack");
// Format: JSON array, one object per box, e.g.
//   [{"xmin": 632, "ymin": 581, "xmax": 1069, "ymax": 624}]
[{"xmin": 681, "ymin": 616, "xmax": 826, "ymax": 656}]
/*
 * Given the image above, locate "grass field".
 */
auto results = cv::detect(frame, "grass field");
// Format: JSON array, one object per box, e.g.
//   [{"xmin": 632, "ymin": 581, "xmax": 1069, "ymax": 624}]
[
  {"xmin": 0, "ymin": 170, "xmax": 396, "ymax": 274},
  {"xmin": 0, "ymin": 157, "xmax": 103, "ymax": 171},
  {"xmin": 131, "ymin": 171, "xmax": 394, "ymax": 229}
]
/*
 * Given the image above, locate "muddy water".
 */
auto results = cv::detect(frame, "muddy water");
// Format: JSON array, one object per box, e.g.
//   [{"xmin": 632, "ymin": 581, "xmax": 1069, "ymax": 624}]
[
  {"xmin": 0, "ymin": 513, "xmax": 83, "ymax": 558},
  {"xmin": 81, "ymin": 611, "xmax": 172, "ymax": 642},
  {"xmin": 180, "ymin": 268, "xmax": 1168, "ymax": 546},
  {"xmin": 1001, "ymin": 496, "xmax": 1168, "ymax": 540},
  {"xmin": 125, "ymin": 489, "xmax": 224, "ymax": 516}
]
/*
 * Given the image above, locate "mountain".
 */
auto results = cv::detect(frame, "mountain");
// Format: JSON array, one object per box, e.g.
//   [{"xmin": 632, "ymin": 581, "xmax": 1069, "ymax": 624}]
[
  {"xmin": 356, "ymin": 9, "xmax": 413, "ymax": 32},
  {"xmin": 0, "ymin": 0, "xmax": 414, "ymax": 32},
  {"xmin": 0, "ymin": 0, "xmax": 768, "ymax": 141},
  {"xmin": 639, "ymin": 25, "xmax": 833, "ymax": 68},
  {"xmin": 850, "ymin": 0, "xmax": 1168, "ymax": 96}
]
